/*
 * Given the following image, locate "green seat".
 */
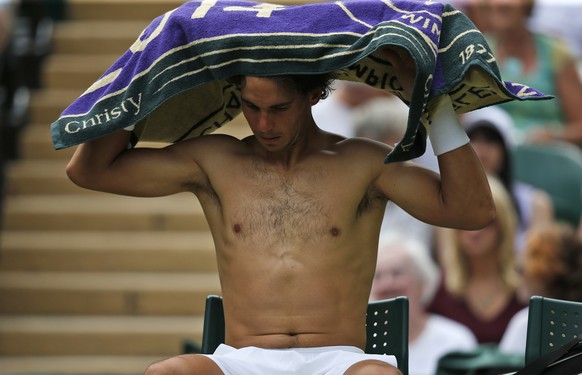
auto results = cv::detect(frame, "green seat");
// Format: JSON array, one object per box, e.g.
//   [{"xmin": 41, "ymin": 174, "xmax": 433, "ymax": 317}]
[
  {"xmin": 200, "ymin": 295, "xmax": 225, "ymax": 357},
  {"xmin": 201, "ymin": 295, "xmax": 409, "ymax": 375},
  {"xmin": 525, "ymin": 296, "xmax": 582, "ymax": 365},
  {"xmin": 512, "ymin": 141, "xmax": 582, "ymax": 227}
]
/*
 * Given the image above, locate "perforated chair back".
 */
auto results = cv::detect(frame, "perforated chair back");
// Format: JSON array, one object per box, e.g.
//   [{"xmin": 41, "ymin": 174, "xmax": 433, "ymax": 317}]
[
  {"xmin": 200, "ymin": 295, "xmax": 225, "ymax": 355},
  {"xmin": 200, "ymin": 295, "xmax": 409, "ymax": 374},
  {"xmin": 366, "ymin": 296, "xmax": 409, "ymax": 375},
  {"xmin": 525, "ymin": 296, "xmax": 582, "ymax": 364}
]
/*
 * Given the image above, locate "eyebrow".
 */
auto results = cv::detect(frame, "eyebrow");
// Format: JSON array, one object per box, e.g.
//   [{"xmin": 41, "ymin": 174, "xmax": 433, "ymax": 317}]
[{"xmin": 241, "ymin": 97, "xmax": 293, "ymax": 109}]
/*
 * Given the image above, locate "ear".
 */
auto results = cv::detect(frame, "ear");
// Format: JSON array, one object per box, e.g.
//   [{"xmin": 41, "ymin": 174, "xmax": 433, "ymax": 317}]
[{"xmin": 308, "ymin": 88, "xmax": 323, "ymax": 106}]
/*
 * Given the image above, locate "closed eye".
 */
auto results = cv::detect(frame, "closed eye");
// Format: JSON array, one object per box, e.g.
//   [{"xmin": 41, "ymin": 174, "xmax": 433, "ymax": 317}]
[
  {"xmin": 242, "ymin": 100, "xmax": 259, "ymax": 111},
  {"xmin": 272, "ymin": 105, "xmax": 289, "ymax": 112}
]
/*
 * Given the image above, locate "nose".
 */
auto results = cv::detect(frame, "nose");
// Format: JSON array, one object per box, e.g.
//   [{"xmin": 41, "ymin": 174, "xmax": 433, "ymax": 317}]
[{"xmin": 256, "ymin": 111, "xmax": 273, "ymax": 133}]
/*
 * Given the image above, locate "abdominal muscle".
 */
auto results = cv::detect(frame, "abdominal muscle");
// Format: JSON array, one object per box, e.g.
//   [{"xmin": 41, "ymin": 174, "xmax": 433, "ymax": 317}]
[{"xmin": 215, "ymin": 235, "xmax": 377, "ymax": 351}]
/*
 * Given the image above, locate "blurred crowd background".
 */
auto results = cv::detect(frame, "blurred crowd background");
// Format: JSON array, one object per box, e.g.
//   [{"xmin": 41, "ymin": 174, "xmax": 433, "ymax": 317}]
[{"xmin": 1, "ymin": 0, "xmax": 581, "ymax": 374}]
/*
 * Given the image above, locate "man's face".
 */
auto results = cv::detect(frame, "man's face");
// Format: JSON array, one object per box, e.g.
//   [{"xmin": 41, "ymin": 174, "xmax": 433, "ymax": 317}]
[{"xmin": 240, "ymin": 77, "xmax": 320, "ymax": 152}]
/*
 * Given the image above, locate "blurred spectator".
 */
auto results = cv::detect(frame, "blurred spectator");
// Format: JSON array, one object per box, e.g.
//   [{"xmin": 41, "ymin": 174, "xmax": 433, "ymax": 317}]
[
  {"xmin": 371, "ymin": 231, "xmax": 478, "ymax": 375},
  {"xmin": 353, "ymin": 96, "xmax": 439, "ymax": 251},
  {"xmin": 461, "ymin": 106, "xmax": 554, "ymax": 252},
  {"xmin": 312, "ymin": 80, "xmax": 390, "ymax": 138},
  {"xmin": 530, "ymin": 0, "xmax": 582, "ymax": 61},
  {"xmin": 353, "ymin": 95, "xmax": 439, "ymax": 172},
  {"xmin": 469, "ymin": 0, "xmax": 582, "ymax": 146},
  {"xmin": 428, "ymin": 175, "xmax": 526, "ymax": 344},
  {"xmin": 499, "ymin": 222, "xmax": 582, "ymax": 354},
  {"xmin": 0, "ymin": 0, "xmax": 14, "ymax": 53},
  {"xmin": 1, "ymin": 0, "xmax": 66, "ymax": 160},
  {"xmin": 353, "ymin": 96, "xmax": 408, "ymax": 147},
  {"xmin": 1, "ymin": 0, "xmax": 16, "ymax": 155}
]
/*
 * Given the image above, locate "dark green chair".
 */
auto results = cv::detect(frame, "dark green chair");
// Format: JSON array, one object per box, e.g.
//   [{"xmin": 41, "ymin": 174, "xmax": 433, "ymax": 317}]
[
  {"xmin": 201, "ymin": 295, "xmax": 409, "ymax": 375},
  {"xmin": 525, "ymin": 295, "xmax": 582, "ymax": 365},
  {"xmin": 512, "ymin": 141, "xmax": 582, "ymax": 228}
]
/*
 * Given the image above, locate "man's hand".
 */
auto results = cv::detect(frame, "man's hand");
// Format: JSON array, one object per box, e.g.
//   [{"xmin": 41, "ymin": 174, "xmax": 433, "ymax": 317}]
[{"xmin": 378, "ymin": 46, "xmax": 416, "ymax": 102}]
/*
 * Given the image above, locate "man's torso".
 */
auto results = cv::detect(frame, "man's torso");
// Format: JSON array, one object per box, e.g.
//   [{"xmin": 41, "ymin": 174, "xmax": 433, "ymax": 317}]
[{"xmin": 190, "ymin": 134, "xmax": 390, "ymax": 349}]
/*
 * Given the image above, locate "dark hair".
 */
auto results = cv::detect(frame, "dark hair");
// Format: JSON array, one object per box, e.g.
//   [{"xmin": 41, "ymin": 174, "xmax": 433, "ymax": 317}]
[
  {"xmin": 229, "ymin": 73, "xmax": 336, "ymax": 99},
  {"xmin": 467, "ymin": 124, "xmax": 524, "ymax": 225},
  {"xmin": 467, "ymin": 125, "xmax": 511, "ymax": 187}
]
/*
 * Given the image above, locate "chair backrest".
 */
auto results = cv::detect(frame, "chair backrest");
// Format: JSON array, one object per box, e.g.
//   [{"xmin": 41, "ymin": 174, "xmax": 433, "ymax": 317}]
[
  {"xmin": 512, "ymin": 142, "xmax": 582, "ymax": 227},
  {"xmin": 525, "ymin": 296, "xmax": 582, "ymax": 364},
  {"xmin": 201, "ymin": 295, "xmax": 409, "ymax": 375},
  {"xmin": 366, "ymin": 296, "xmax": 409, "ymax": 375},
  {"xmin": 200, "ymin": 295, "xmax": 225, "ymax": 355}
]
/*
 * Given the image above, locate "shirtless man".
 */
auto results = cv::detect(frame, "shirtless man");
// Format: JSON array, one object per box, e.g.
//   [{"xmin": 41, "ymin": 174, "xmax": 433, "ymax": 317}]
[{"xmin": 65, "ymin": 48, "xmax": 494, "ymax": 375}]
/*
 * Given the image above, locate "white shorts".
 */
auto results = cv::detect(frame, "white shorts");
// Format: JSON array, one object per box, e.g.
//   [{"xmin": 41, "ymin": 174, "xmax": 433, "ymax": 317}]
[{"xmin": 205, "ymin": 344, "xmax": 397, "ymax": 375}]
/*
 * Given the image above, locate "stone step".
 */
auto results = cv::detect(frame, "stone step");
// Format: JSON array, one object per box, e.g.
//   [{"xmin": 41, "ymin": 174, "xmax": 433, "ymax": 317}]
[
  {"xmin": 0, "ymin": 355, "xmax": 159, "ymax": 375},
  {"xmin": 0, "ymin": 315, "xmax": 203, "ymax": 356},
  {"xmin": 66, "ymin": 0, "xmax": 184, "ymax": 22},
  {"xmin": 18, "ymin": 124, "xmax": 175, "ymax": 162},
  {"xmin": 4, "ymin": 159, "xmax": 87, "ymax": 194},
  {"xmin": 29, "ymin": 88, "xmax": 83, "ymax": 125},
  {"xmin": 0, "ymin": 271, "xmax": 220, "ymax": 315},
  {"xmin": 51, "ymin": 20, "xmax": 148, "ymax": 56},
  {"xmin": 2, "ymin": 194, "xmax": 209, "ymax": 231},
  {"xmin": 0, "ymin": 230, "xmax": 217, "ymax": 272},
  {"xmin": 19, "ymin": 123, "xmax": 75, "ymax": 160},
  {"xmin": 42, "ymin": 54, "xmax": 122, "ymax": 90}
]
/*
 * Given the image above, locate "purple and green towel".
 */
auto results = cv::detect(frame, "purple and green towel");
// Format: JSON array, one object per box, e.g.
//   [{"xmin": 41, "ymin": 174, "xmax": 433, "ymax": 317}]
[{"xmin": 50, "ymin": 0, "xmax": 550, "ymax": 163}]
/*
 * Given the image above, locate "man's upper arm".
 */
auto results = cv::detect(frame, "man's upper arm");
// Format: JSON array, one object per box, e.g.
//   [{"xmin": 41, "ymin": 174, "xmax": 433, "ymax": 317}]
[
  {"xmin": 375, "ymin": 144, "xmax": 494, "ymax": 230},
  {"xmin": 374, "ymin": 159, "xmax": 444, "ymax": 225},
  {"xmin": 67, "ymin": 134, "xmax": 211, "ymax": 197},
  {"xmin": 106, "ymin": 142, "xmax": 206, "ymax": 197}
]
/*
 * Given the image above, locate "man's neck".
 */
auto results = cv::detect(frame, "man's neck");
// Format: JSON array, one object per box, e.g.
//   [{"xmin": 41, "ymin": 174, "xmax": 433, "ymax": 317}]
[{"xmin": 257, "ymin": 125, "xmax": 325, "ymax": 169}]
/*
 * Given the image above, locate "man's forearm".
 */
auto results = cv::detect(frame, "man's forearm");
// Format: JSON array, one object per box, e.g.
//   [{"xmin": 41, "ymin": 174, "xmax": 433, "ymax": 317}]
[
  {"xmin": 436, "ymin": 144, "xmax": 495, "ymax": 229},
  {"xmin": 429, "ymin": 96, "xmax": 495, "ymax": 229},
  {"xmin": 66, "ymin": 130, "xmax": 133, "ymax": 189}
]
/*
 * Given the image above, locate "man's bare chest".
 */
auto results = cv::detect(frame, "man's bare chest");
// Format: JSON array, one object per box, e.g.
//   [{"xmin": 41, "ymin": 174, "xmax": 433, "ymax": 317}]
[
  {"xmin": 215, "ymin": 164, "xmax": 381, "ymax": 240},
  {"xmin": 223, "ymin": 167, "xmax": 340, "ymax": 243}
]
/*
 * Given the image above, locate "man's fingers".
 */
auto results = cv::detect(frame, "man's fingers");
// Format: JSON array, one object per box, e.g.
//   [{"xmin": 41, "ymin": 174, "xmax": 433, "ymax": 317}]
[{"xmin": 377, "ymin": 46, "xmax": 416, "ymax": 101}]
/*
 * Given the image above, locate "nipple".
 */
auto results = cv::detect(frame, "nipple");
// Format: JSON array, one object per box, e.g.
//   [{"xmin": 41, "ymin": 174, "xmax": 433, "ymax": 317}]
[
  {"xmin": 330, "ymin": 227, "xmax": 340, "ymax": 237},
  {"xmin": 233, "ymin": 224, "xmax": 242, "ymax": 234}
]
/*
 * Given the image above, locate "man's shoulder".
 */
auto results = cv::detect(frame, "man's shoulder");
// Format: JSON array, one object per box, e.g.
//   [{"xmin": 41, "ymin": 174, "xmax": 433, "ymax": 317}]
[
  {"xmin": 171, "ymin": 134, "xmax": 254, "ymax": 168},
  {"xmin": 332, "ymin": 136, "xmax": 392, "ymax": 155},
  {"xmin": 179, "ymin": 133, "xmax": 248, "ymax": 152}
]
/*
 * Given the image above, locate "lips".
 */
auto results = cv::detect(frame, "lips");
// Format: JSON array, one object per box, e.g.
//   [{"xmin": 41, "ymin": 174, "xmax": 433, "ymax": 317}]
[{"xmin": 260, "ymin": 135, "xmax": 281, "ymax": 143}]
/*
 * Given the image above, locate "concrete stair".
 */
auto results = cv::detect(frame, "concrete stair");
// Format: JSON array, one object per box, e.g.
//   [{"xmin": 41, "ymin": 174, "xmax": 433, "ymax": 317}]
[
  {"xmin": 0, "ymin": 315, "xmax": 203, "ymax": 356},
  {"xmin": 0, "ymin": 271, "xmax": 220, "ymax": 315},
  {"xmin": 43, "ymin": 54, "xmax": 123, "ymax": 90},
  {"xmin": 0, "ymin": 0, "xmax": 419, "ymax": 370},
  {"xmin": 0, "ymin": 0, "xmax": 256, "ymax": 373},
  {"xmin": 3, "ymin": 194, "xmax": 209, "ymax": 231},
  {"xmin": 0, "ymin": 231, "xmax": 217, "ymax": 272}
]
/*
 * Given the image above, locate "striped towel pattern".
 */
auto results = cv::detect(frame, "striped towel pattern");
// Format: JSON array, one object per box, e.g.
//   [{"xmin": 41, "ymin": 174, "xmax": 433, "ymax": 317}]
[{"xmin": 50, "ymin": 0, "xmax": 550, "ymax": 162}]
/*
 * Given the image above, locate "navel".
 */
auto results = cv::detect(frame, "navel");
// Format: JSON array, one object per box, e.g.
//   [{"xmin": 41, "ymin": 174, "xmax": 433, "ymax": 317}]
[{"xmin": 330, "ymin": 227, "xmax": 341, "ymax": 237}]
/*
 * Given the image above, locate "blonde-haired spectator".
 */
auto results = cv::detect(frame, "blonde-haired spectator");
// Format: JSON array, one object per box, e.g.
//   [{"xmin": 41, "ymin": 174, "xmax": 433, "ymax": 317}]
[
  {"xmin": 461, "ymin": 106, "xmax": 554, "ymax": 253},
  {"xmin": 372, "ymin": 231, "xmax": 477, "ymax": 375},
  {"xmin": 428, "ymin": 175, "xmax": 526, "ymax": 344}
]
